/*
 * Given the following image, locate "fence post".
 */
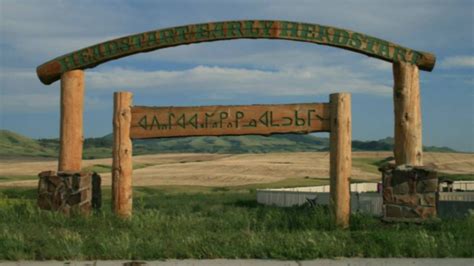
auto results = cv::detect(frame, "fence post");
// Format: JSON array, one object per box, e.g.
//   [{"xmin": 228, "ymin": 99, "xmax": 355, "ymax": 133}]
[
  {"xmin": 112, "ymin": 91, "xmax": 133, "ymax": 218},
  {"xmin": 393, "ymin": 62, "xmax": 423, "ymax": 166},
  {"xmin": 330, "ymin": 93, "xmax": 352, "ymax": 228},
  {"xmin": 58, "ymin": 70, "xmax": 84, "ymax": 171}
]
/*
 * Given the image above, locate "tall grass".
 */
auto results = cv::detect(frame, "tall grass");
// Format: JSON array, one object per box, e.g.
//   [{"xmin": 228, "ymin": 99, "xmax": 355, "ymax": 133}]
[{"xmin": 0, "ymin": 187, "xmax": 473, "ymax": 260}]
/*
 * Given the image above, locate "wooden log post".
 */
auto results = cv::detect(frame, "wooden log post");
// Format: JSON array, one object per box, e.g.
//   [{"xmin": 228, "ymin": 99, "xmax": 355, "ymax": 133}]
[
  {"xmin": 329, "ymin": 93, "xmax": 352, "ymax": 229},
  {"xmin": 58, "ymin": 70, "xmax": 85, "ymax": 172},
  {"xmin": 393, "ymin": 62, "xmax": 423, "ymax": 166},
  {"xmin": 112, "ymin": 92, "xmax": 133, "ymax": 218}
]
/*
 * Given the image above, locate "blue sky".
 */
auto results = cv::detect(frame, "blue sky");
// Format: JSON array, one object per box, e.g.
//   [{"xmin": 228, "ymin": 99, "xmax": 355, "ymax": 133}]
[{"xmin": 0, "ymin": 0, "xmax": 473, "ymax": 151}]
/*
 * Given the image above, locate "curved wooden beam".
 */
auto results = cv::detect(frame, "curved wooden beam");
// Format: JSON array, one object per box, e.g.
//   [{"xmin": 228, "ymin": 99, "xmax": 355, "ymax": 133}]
[{"xmin": 37, "ymin": 20, "xmax": 436, "ymax": 85}]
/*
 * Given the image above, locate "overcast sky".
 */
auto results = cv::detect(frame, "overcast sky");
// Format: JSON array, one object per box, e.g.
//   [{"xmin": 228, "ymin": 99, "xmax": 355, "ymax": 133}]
[{"xmin": 0, "ymin": 0, "xmax": 473, "ymax": 151}]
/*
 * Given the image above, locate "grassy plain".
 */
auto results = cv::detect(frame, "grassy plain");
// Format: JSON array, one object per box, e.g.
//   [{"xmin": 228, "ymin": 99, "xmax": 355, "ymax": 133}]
[
  {"xmin": 0, "ymin": 151, "xmax": 472, "ymax": 260},
  {"xmin": 1, "ymin": 187, "xmax": 473, "ymax": 260}
]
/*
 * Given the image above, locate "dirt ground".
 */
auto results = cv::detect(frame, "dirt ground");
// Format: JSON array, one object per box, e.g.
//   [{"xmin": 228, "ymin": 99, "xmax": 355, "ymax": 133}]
[{"xmin": 0, "ymin": 152, "xmax": 472, "ymax": 187}]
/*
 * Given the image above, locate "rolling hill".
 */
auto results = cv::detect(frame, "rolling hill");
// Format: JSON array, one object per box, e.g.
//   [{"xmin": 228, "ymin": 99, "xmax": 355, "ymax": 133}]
[
  {"xmin": 0, "ymin": 129, "xmax": 456, "ymax": 159},
  {"xmin": 0, "ymin": 130, "xmax": 56, "ymax": 157},
  {"xmin": 81, "ymin": 133, "xmax": 330, "ymax": 158}
]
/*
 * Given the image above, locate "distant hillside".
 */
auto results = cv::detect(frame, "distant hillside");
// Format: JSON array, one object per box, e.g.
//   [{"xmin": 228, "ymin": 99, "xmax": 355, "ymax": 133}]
[
  {"xmin": 0, "ymin": 130, "xmax": 56, "ymax": 157},
  {"xmin": 81, "ymin": 133, "xmax": 329, "ymax": 158},
  {"xmin": 352, "ymin": 137, "xmax": 394, "ymax": 151},
  {"xmin": 352, "ymin": 137, "xmax": 455, "ymax": 153},
  {"xmin": 0, "ymin": 129, "xmax": 457, "ymax": 159}
]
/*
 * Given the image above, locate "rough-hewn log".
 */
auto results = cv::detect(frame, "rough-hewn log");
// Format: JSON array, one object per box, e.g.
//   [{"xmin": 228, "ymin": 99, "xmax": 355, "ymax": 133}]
[
  {"xmin": 36, "ymin": 20, "xmax": 435, "ymax": 85},
  {"xmin": 112, "ymin": 92, "xmax": 133, "ymax": 218},
  {"xmin": 58, "ymin": 70, "xmax": 84, "ymax": 172},
  {"xmin": 393, "ymin": 62, "xmax": 423, "ymax": 166},
  {"xmin": 329, "ymin": 93, "xmax": 352, "ymax": 228}
]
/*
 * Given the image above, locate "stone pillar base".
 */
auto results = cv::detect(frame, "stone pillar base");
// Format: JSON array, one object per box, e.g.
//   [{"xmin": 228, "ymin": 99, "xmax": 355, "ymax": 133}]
[
  {"xmin": 380, "ymin": 164, "xmax": 438, "ymax": 222},
  {"xmin": 37, "ymin": 171, "xmax": 101, "ymax": 215}
]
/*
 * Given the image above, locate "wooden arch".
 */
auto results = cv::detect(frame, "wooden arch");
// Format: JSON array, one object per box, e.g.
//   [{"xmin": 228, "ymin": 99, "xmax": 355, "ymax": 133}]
[
  {"xmin": 36, "ymin": 20, "xmax": 435, "ymax": 85},
  {"xmin": 39, "ymin": 21, "xmax": 436, "ymax": 225}
]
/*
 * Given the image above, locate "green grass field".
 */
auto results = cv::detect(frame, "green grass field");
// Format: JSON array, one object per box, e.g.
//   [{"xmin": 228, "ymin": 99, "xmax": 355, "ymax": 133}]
[{"xmin": 1, "ymin": 186, "xmax": 473, "ymax": 260}]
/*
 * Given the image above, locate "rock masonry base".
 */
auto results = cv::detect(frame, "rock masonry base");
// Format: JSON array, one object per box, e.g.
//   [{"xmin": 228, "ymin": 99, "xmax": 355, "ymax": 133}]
[
  {"xmin": 37, "ymin": 170, "xmax": 101, "ymax": 215},
  {"xmin": 380, "ymin": 164, "xmax": 437, "ymax": 222}
]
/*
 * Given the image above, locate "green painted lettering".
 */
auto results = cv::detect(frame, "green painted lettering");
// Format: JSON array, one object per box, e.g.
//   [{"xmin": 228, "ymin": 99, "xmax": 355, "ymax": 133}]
[
  {"xmin": 168, "ymin": 113, "xmax": 175, "ymax": 128},
  {"xmin": 138, "ymin": 115, "xmax": 148, "ymax": 130},
  {"xmin": 75, "ymin": 49, "xmax": 90, "ymax": 66},
  {"xmin": 160, "ymin": 29, "xmax": 175, "ymax": 45},
  {"xmin": 235, "ymin": 111, "xmax": 244, "ymax": 128},
  {"xmin": 259, "ymin": 21, "xmax": 274, "ymax": 37},
  {"xmin": 176, "ymin": 114, "xmax": 186, "ymax": 128},
  {"xmin": 147, "ymin": 32, "xmax": 157, "ymax": 46},
  {"xmin": 300, "ymin": 23, "xmax": 319, "ymax": 40},
  {"xmin": 118, "ymin": 37, "xmax": 130, "ymax": 52},
  {"xmin": 307, "ymin": 110, "xmax": 315, "ymax": 126},
  {"xmin": 91, "ymin": 45, "xmax": 102, "ymax": 59},
  {"xmin": 259, "ymin": 111, "xmax": 269, "ymax": 127},
  {"xmin": 270, "ymin": 111, "xmax": 279, "ymax": 127},
  {"xmin": 314, "ymin": 25, "xmax": 329, "ymax": 42},
  {"xmin": 175, "ymin": 26, "xmax": 190, "ymax": 42},
  {"xmin": 244, "ymin": 119, "xmax": 257, "ymax": 128},
  {"xmin": 210, "ymin": 23, "xmax": 224, "ymax": 38},
  {"xmin": 392, "ymin": 46, "xmax": 407, "ymax": 62},
  {"xmin": 104, "ymin": 42, "xmax": 117, "ymax": 56},
  {"xmin": 316, "ymin": 114, "xmax": 326, "ymax": 121},
  {"xmin": 348, "ymin": 32, "xmax": 362, "ymax": 49},
  {"xmin": 204, "ymin": 112, "xmax": 214, "ymax": 128},
  {"xmin": 151, "ymin": 116, "xmax": 160, "ymax": 130},
  {"xmin": 59, "ymin": 54, "xmax": 76, "ymax": 71},
  {"xmin": 410, "ymin": 51, "xmax": 422, "ymax": 64},
  {"xmin": 280, "ymin": 21, "xmax": 299, "ymax": 38},
  {"xmin": 377, "ymin": 40, "xmax": 390, "ymax": 58},
  {"xmin": 294, "ymin": 111, "xmax": 305, "ymax": 126},
  {"xmin": 227, "ymin": 22, "xmax": 242, "ymax": 37},
  {"xmin": 188, "ymin": 114, "xmax": 198, "ymax": 129},
  {"xmin": 281, "ymin": 117, "xmax": 293, "ymax": 126},
  {"xmin": 104, "ymin": 41, "xmax": 118, "ymax": 56},
  {"xmin": 332, "ymin": 29, "xmax": 349, "ymax": 46},
  {"xmin": 244, "ymin": 21, "xmax": 259, "ymax": 36},
  {"xmin": 131, "ymin": 35, "xmax": 143, "ymax": 49},
  {"xmin": 219, "ymin": 112, "xmax": 228, "ymax": 128},
  {"xmin": 195, "ymin": 24, "xmax": 209, "ymax": 40},
  {"xmin": 363, "ymin": 36, "xmax": 376, "ymax": 53}
]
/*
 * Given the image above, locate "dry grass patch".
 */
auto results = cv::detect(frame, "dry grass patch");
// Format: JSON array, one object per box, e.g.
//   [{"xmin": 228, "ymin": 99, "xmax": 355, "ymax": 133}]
[{"xmin": 0, "ymin": 152, "xmax": 472, "ymax": 187}]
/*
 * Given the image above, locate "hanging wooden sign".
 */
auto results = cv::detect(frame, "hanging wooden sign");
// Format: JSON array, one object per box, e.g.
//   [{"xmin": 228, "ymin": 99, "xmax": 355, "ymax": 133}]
[{"xmin": 130, "ymin": 103, "xmax": 330, "ymax": 139}]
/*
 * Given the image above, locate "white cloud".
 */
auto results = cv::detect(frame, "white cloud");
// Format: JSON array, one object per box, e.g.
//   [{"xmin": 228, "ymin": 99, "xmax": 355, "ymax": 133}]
[
  {"xmin": 2, "ymin": 0, "xmax": 471, "ymax": 69},
  {"xmin": 131, "ymin": 41, "xmax": 331, "ymax": 70},
  {"xmin": 261, "ymin": 0, "xmax": 472, "ymax": 50},
  {"xmin": 0, "ymin": 0, "xmax": 472, "ymax": 150},
  {"xmin": 0, "ymin": 92, "xmax": 104, "ymax": 113},
  {"xmin": 0, "ymin": 68, "xmax": 102, "ymax": 113},
  {"xmin": 440, "ymin": 56, "xmax": 474, "ymax": 69},
  {"xmin": 0, "ymin": 93, "xmax": 60, "ymax": 113},
  {"xmin": 87, "ymin": 65, "xmax": 392, "ymax": 97},
  {"xmin": 362, "ymin": 58, "xmax": 393, "ymax": 71},
  {"xmin": 0, "ymin": 68, "xmax": 44, "ymax": 93}
]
